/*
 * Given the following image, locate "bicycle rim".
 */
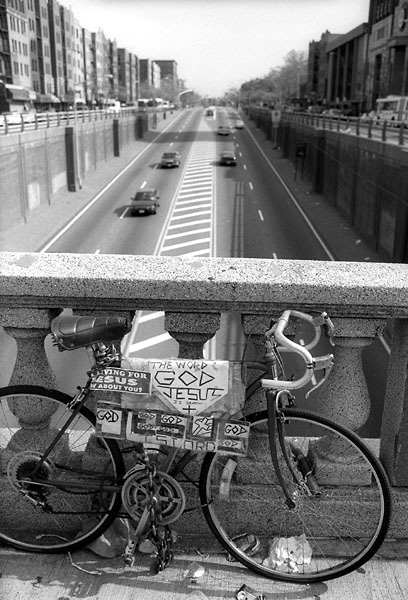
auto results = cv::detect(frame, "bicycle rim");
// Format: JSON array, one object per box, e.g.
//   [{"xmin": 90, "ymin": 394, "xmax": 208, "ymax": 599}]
[
  {"xmin": 0, "ymin": 385, "xmax": 124, "ymax": 552},
  {"xmin": 200, "ymin": 408, "xmax": 391, "ymax": 583}
]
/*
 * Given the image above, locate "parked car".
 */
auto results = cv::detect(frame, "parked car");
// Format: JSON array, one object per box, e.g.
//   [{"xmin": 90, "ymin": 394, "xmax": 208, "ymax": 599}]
[
  {"xmin": 219, "ymin": 150, "xmax": 237, "ymax": 166},
  {"xmin": 130, "ymin": 188, "xmax": 160, "ymax": 215},
  {"xmin": 217, "ymin": 125, "xmax": 232, "ymax": 135},
  {"xmin": 160, "ymin": 151, "xmax": 181, "ymax": 168}
]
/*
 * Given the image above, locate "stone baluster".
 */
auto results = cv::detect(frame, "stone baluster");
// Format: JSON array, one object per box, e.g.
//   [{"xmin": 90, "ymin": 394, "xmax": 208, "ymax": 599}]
[
  {"xmin": 315, "ymin": 317, "xmax": 386, "ymax": 431},
  {"xmin": 0, "ymin": 308, "xmax": 59, "ymax": 388},
  {"xmin": 164, "ymin": 312, "xmax": 221, "ymax": 358},
  {"xmin": 311, "ymin": 317, "xmax": 386, "ymax": 485},
  {"xmin": 241, "ymin": 313, "xmax": 298, "ymax": 415}
]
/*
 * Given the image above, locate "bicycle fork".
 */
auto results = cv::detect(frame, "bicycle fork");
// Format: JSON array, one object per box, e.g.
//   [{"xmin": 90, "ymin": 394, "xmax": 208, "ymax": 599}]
[{"xmin": 266, "ymin": 390, "xmax": 320, "ymax": 508}]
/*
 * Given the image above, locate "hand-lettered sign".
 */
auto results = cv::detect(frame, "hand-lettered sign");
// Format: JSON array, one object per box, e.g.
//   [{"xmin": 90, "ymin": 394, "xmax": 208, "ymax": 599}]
[{"xmin": 121, "ymin": 358, "xmax": 245, "ymax": 418}]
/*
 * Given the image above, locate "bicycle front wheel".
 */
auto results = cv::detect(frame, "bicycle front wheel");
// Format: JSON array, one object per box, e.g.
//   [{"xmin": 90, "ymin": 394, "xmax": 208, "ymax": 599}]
[
  {"xmin": 0, "ymin": 385, "xmax": 125, "ymax": 552},
  {"xmin": 200, "ymin": 408, "xmax": 391, "ymax": 583}
]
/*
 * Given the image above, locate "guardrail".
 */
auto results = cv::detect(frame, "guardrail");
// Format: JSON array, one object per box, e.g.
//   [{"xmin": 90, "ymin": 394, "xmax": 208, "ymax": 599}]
[
  {"xmin": 284, "ymin": 111, "xmax": 408, "ymax": 146},
  {"xmin": 0, "ymin": 106, "xmax": 167, "ymax": 135},
  {"xmin": 247, "ymin": 106, "xmax": 408, "ymax": 146}
]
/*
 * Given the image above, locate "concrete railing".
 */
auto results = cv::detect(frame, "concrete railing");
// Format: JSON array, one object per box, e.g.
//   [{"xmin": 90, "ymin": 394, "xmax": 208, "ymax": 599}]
[{"xmin": 1, "ymin": 252, "xmax": 408, "ymax": 538}]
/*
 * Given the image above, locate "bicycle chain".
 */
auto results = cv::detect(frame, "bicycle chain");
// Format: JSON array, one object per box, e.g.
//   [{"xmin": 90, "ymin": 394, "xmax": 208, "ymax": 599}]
[{"xmin": 144, "ymin": 453, "xmax": 174, "ymax": 572}]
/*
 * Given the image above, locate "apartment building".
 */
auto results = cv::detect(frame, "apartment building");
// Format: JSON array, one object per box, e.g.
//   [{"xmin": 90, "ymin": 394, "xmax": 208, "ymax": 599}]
[
  {"xmin": 0, "ymin": 0, "xmax": 177, "ymax": 113},
  {"xmin": 154, "ymin": 59, "xmax": 178, "ymax": 98},
  {"xmin": 0, "ymin": 0, "xmax": 34, "ymax": 111}
]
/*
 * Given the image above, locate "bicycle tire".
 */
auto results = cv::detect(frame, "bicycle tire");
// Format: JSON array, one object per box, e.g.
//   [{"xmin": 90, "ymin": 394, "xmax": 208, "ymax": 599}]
[
  {"xmin": 0, "ymin": 385, "xmax": 125, "ymax": 553},
  {"xmin": 199, "ymin": 407, "xmax": 391, "ymax": 583}
]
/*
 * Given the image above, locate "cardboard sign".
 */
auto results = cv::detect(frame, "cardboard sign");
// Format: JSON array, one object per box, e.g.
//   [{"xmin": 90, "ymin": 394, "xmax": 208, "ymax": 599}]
[
  {"xmin": 121, "ymin": 358, "xmax": 245, "ymax": 418},
  {"xmin": 96, "ymin": 403, "xmax": 249, "ymax": 456}
]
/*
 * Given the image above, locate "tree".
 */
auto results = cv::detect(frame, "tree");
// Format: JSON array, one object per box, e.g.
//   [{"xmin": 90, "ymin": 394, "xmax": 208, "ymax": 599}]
[{"xmin": 240, "ymin": 49, "xmax": 308, "ymax": 105}]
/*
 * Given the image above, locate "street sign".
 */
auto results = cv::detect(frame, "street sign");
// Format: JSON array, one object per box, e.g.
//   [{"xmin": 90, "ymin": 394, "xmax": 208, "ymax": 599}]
[{"xmin": 271, "ymin": 109, "xmax": 281, "ymax": 124}]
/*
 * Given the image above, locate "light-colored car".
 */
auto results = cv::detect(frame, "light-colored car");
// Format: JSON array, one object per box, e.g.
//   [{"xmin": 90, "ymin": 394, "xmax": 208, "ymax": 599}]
[
  {"xmin": 160, "ymin": 151, "xmax": 181, "ymax": 168},
  {"xmin": 234, "ymin": 120, "xmax": 244, "ymax": 129},
  {"xmin": 217, "ymin": 125, "xmax": 232, "ymax": 135}
]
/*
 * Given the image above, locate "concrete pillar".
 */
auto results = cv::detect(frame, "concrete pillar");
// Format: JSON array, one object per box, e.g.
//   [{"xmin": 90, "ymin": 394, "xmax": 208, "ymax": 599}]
[
  {"xmin": 65, "ymin": 126, "xmax": 77, "ymax": 192},
  {"xmin": 113, "ymin": 118, "xmax": 120, "ymax": 157}
]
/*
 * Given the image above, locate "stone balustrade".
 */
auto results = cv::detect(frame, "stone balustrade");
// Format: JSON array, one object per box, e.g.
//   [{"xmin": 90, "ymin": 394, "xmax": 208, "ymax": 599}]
[{"xmin": 0, "ymin": 251, "xmax": 408, "ymax": 540}]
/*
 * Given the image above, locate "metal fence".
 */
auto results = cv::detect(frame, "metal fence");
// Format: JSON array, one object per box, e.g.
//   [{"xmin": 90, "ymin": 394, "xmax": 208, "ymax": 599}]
[{"xmin": 0, "ymin": 106, "xmax": 164, "ymax": 135}]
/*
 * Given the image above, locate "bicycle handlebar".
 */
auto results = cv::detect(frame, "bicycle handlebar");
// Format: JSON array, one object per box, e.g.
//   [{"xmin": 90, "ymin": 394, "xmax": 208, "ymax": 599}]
[{"xmin": 261, "ymin": 309, "xmax": 334, "ymax": 392}]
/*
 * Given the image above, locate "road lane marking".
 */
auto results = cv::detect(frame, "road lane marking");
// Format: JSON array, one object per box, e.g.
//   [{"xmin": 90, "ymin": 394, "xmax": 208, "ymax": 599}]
[
  {"xmin": 245, "ymin": 125, "xmax": 336, "ymax": 261},
  {"xmin": 249, "ymin": 182, "xmax": 253, "ymax": 190},
  {"xmin": 165, "ymin": 227, "xmax": 212, "ymax": 240},
  {"xmin": 38, "ymin": 113, "xmax": 186, "ymax": 253},
  {"xmin": 129, "ymin": 332, "xmax": 173, "ymax": 353}
]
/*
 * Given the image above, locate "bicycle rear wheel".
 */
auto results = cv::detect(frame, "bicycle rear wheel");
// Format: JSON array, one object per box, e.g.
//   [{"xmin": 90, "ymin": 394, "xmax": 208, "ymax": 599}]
[
  {"xmin": 200, "ymin": 408, "xmax": 391, "ymax": 583},
  {"xmin": 0, "ymin": 385, "xmax": 124, "ymax": 552}
]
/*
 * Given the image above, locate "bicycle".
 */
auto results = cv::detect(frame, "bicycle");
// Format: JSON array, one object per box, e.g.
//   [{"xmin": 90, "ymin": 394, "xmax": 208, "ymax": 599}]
[{"xmin": 0, "ymin": 309, "xmax": 391, "ymax": 583}]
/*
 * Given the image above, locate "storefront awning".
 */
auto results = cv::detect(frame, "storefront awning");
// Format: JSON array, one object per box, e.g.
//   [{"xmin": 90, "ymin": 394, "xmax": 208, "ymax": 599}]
[
  {"xmin": 35, "ymin": 93, "xmax": 61, "ymax": 103},
  {"xmin": 5, "ymin": 84, "xmax": 31, "ymax": 101}
]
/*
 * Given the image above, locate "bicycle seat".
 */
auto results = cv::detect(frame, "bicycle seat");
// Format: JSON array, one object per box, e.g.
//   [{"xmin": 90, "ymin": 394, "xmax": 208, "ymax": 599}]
[{"xmin": 51, "ymin": 315, "xmax": 131, "ymax": 351}]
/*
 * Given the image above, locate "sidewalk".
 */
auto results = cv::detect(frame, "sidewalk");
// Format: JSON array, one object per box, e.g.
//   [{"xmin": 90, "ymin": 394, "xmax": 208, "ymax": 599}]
[
  {"xmin": 0, "ymin": 110, "xmax": 403, "ymax": 600},
  {"xmin": 1, "ymin": 542, "xmax": 407, "ymax": 600}
]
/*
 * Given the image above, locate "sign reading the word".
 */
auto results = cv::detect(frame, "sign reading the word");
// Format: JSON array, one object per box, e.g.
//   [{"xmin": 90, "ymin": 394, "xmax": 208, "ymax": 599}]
[
  {"xmin": 122, "ymin": 358, "xmax": 240, "ymax": 417},
  {"xmin": 96, "ymin": 403, "xmax": 249, "ymax": 456},
  {"xmin": 90, "ymin": 367, "xmax": 152, "ymax": 395}
]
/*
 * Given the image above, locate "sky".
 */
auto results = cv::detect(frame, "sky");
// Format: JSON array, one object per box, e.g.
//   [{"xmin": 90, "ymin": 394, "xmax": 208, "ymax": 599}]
[{"xmin": 66, "ymin": 0, "xmax": 371, "ymax": 97}]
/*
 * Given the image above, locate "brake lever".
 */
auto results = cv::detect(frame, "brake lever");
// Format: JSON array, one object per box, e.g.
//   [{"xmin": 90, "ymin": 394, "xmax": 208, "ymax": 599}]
[
  {"xmin": 312, "ymin": 312, "xmax": 335, "ymax": 347},
  {"xmin": 305, "ymin": 353, "xmax": 334, "ymax": 399}
]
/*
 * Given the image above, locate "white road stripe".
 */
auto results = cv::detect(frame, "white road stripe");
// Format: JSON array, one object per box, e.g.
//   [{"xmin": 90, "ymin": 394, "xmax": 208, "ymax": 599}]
[
  {"xmin": 165, "ymin": 227, "xmax": 211, "ymax": 240},
  {"xmin": 162, "ymin": 238, "xmax": 212, "ymax": 251},
  {"xmin": 129, "ymin": 332, "xmax": 173, "ymax": 353},
  {"xmin": 170, "ymin": 210, "xmax": 211, "ymax": 220},
  {"xmin": 138, "ymin": 311, "xmax": 164, "ymax": 322}
]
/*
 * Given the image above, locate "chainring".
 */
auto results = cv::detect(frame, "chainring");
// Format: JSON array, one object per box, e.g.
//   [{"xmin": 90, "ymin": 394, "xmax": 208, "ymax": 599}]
[{"xmin": 121, "ymin": 468, "xmax": 186, "ymax": 524}]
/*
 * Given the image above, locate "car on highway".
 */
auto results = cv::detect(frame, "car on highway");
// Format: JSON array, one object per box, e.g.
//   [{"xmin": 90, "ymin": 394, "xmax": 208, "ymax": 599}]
[
  {"xmin": 219, "ymin": 150, "xmax": 237, "ymax": 166},
  {"xmin": 217, "ymin": 125, "xmax": 232, "ymax": 135},
  {"xmin": 160, "ymin": 151, "xmax": 181, "ymax": 168},
  {"xmin": 130, "ymin": 188, "xmax": 160, "ymax": 215}
]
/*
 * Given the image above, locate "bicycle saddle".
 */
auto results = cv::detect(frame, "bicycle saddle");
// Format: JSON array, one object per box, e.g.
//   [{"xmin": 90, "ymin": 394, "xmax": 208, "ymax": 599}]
[{"xmin": 51, "ymin": 315, "xmax": 131, "ymax": 351}]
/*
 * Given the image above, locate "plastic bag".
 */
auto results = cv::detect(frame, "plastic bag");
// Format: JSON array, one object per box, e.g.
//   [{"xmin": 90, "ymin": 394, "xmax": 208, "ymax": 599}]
[{"xmin": 262, "ymin": 534, "xmax": 312, "ymax": 573}]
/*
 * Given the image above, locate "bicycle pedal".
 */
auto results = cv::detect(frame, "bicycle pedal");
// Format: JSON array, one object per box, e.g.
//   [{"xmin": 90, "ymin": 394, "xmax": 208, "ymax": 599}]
[
  {"xmin": 123, "ymin": 555, "xmax": 135, "ymax": 568},
  {"xmin": 229, "ymin": 533, "xmax": 260, "ymax": 558}
]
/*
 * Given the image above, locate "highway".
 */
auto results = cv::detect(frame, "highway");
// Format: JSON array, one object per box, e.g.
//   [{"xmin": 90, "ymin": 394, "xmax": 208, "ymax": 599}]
[{"xmin": 36, "ymin": 106, "xmax": 387, "ymax": 436}]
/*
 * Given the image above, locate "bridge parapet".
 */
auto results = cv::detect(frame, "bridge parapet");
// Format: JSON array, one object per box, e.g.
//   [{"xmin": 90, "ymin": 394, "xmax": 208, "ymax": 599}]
[{"xmin": 0, "ymin": 252, "xmax": 408, "ymax": 499}]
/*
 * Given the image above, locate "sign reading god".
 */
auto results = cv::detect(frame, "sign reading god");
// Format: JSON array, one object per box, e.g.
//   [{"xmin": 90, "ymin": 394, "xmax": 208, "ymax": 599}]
[{"xmin": 121, "ymin": 358, "xmax": 241, "ymax": 417}]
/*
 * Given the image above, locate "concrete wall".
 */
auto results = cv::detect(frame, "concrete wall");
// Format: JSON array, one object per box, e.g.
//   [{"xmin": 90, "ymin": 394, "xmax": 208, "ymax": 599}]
[
  {"xmin": 250, "ymin": 108, "xmax": 408, "ymax": 263},
  {"xmin": 0, "ymin": 112, "xmax": 142, "ymax": 234}
]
